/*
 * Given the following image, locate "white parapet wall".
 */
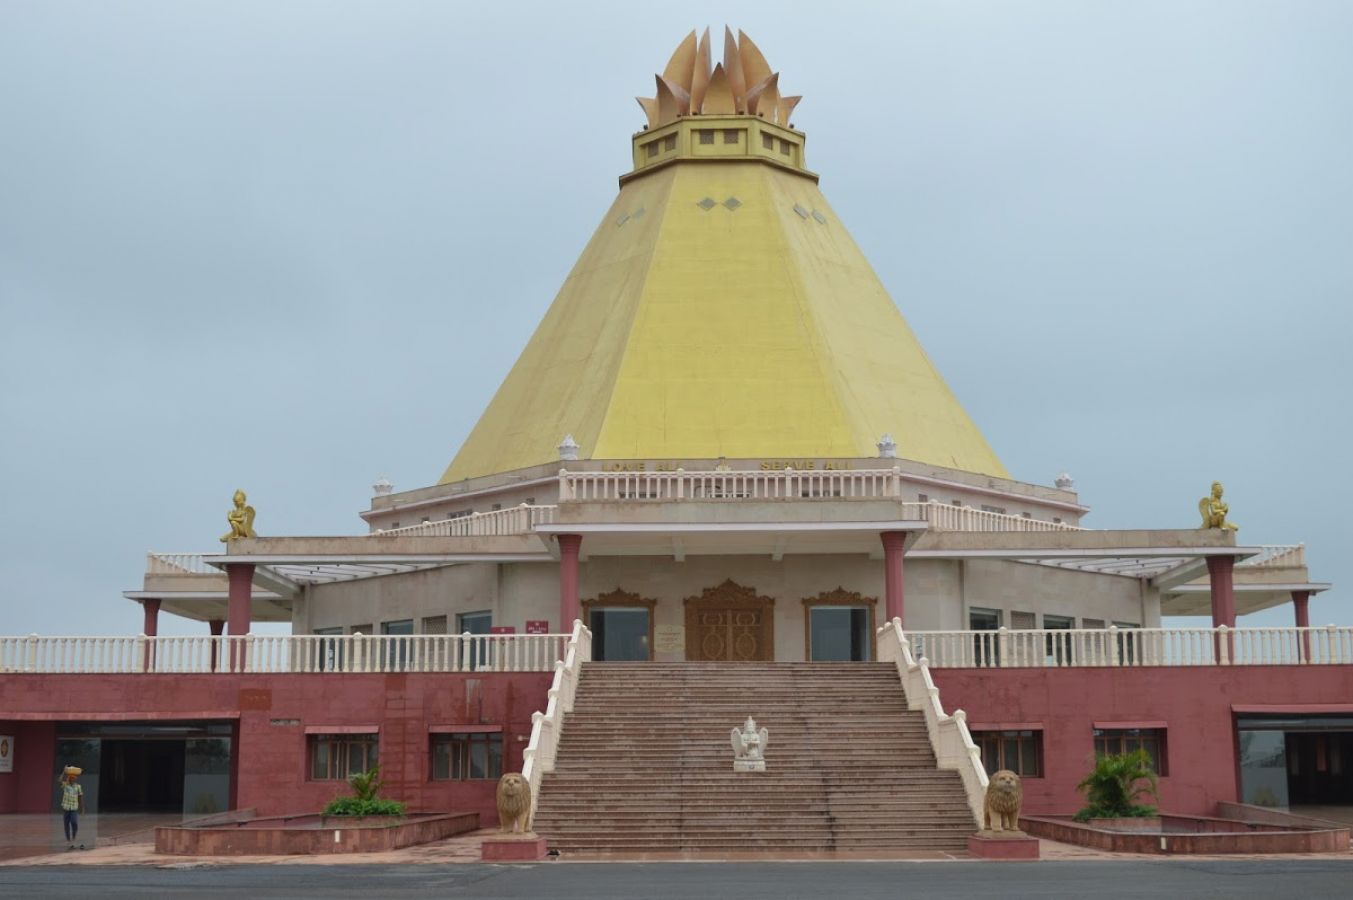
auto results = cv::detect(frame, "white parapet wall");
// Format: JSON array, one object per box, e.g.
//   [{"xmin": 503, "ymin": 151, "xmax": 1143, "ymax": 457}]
[
  {"xmin": 877, "ymin": 618, "xmax": 988, "ymax": 829},
  {"xmin": 520, "ymin": 620, "xmax": 592, "ymax": 823}
]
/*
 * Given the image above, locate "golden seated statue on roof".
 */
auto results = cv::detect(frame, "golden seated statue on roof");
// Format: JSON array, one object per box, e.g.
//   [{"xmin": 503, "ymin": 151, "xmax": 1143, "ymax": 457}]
[
  {"xmin": 221, "ymin": 489, "xmax": 257, "ymax": 542},
  {"xmin": 1199, "ymin": 481, "xmax": 1238, "ymax": 531}
]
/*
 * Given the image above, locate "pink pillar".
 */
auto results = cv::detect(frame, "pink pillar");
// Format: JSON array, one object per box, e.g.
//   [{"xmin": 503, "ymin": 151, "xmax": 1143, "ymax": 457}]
[
  {"xmin": 226, "ymin": 565, "xmax": 255, "ymax": 636},
  {"xmin": 558, "ymin": 534, "xmax": 582, "ymax": 630},
  {"xmin": 209, "ymin": 618, "xmax": 224, "ymax": 672},
  {"xmin": 1207, "ymin": 555, "xmax": 1236, "ymax": 663},
  {"xmin": 1293, "ymin": 590, "xmax": 1312, "ymax": 661},
  {"xmin": 881, "ymin": 531, "xmax": 907, "ymax": 625},
  {"xmin": 141, "ymin": 598, "xmax": 161, "ymax": 672},
  {"xmin": 1207, "ymin": 555, "xmax": 1236, "ymax": 628},
  {"xmin": 227, "ymin": 564, "xmax": 255, "ymax": 671}
]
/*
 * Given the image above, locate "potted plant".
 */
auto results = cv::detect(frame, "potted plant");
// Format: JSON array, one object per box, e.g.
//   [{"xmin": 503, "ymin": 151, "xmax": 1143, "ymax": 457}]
[
  {"xmin": 322, "ymin": 765, "xmax": 406, "ymax": 823},
  {"xmin": 1073, "ymin": 749, "xmax": 1159, "ymax": 822}
]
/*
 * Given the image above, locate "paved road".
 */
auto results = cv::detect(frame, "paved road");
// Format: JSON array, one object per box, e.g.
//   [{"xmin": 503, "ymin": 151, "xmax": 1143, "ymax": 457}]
[{"xmin": 4, "ymin": 860, "xmax": 1353, "ymax": 899}]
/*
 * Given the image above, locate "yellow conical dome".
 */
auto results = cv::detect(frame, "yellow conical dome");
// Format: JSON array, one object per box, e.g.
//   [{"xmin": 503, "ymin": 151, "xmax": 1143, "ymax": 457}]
[{"xmin": 440, "ymin": 31, "xmax": 1007, "ymax": 483}]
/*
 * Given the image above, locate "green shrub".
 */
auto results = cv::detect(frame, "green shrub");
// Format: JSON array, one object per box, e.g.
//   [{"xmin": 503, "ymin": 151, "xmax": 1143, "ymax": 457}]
[
  {"xmin": 322, "ymin": 765, "xmax": 405, "ymax": 817},
  {"xmin": 1073, "ymin": 749, "xmax": 1159, "ymax": 821},
  {"xmin": 321, "ymin": 796, "xmax": 406, "ymax": 817}
]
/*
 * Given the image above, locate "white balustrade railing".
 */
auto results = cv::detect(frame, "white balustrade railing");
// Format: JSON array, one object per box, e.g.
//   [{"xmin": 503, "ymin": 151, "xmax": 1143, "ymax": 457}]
[
  {"xmin": 520, "ymin": 620, "xmax": 592, "ymax": 822},
  {"xmin": 1238, "ymin": 544, "xmax": 1306, "ymax": 568},
  {"xmin": 146, "ymin": 553, "xmax": 215, "ymax": 575},
  {"xmin": 0, "ymin": 632, "xmax": 570, "ymax": 674},
  {"xmin": 559, "ymin": 468, "xmax": 1080, "ymax": 531},
  {"xmin": 909, "ymin": 625, "xmax": 1353, "ymax": 668},
  {"xmin": 877, "ymin": 618, "xmax": 988, "ymax": 828},
  {"xmin": 375, "ymin": 504, "xmax": 559, "ymax": 538}
]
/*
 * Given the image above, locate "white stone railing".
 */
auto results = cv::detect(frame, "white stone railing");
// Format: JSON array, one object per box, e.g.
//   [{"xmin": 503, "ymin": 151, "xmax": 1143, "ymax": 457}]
[
  {"xmin": 1239, "ymin": 544, "xmax": 1305, "ymax": 568},
  {"xmin": 374, "ymin": 504, "xmax": 559, "ymax": 537},
  {"xmin": 521, "ymin": 620, "xmax": 592, "ymax": 822},
  {"xmin": 911, "ymin": 501, "xmax": 1081, "ymax": 533},
  {"xmin": 877, "ymin": 618, "xmax": 987, "ymax": 828},
  {"xmin": 0, "ymin": 632, "xmax": 570, "ymax": 674},
  {"xmin": 909, "ymin": 625, "xmax": 1353, "ymax": 668},
  {"xmin": 559, "ymin": 468, "xmax": 1079, "ymax": 531},
  {"xmin": 146, "ymin": 553, "xmax": 215, "ymax": 575}
]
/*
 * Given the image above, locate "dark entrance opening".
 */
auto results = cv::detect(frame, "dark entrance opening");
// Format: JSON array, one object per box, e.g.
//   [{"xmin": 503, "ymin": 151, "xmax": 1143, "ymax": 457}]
[
  {"xmin": 99, "ymin": 740, "xmax": 186, "ymax": 812},
  {"xmin": 1238, "ymin": 714, "xmax": 1353, "ymax": 811},
  {"xmin": 1287, "ymin": 732, "xmax": 1353, "ymax": 806}
]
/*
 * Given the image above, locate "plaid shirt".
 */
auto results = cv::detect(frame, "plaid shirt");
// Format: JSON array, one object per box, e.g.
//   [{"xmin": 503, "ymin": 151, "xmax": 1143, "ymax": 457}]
[{"xmin": 61, "ymin": 782, "xmax": 82, "ymax": 811}]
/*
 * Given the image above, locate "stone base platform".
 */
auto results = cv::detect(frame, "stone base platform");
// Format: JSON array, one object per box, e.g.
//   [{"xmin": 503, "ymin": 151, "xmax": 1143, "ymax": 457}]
[
  {"xmin": 968, "ymin": 832, "xmax": 1040, "ymax": 860},
  {"xmin": 481, "ymin": 834, "xmax": 548, "ymax": 861}
]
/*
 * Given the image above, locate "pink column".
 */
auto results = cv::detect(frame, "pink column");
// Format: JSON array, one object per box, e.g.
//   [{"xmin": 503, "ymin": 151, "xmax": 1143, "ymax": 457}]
[
  {"xmin": 881, "ymin": 531, "xmax": 907, "ymax": 625},
  {"xmin": 1206, "ymin": 555, "xmax": 1236, "ymax": 628},
  {"xmin": 141, "ymin": 598, "xmax": 161, "ymax": 672},
  {"xmin": 1292, "ymin": 590, "xmax": 1312, "ymax": 661},
  {"xmin": 209, "ymin": 618, "xmax": 224, "ymax": 672},
  {"xmin": 558, "ymin": 534, "xmax": 583, "ymax": 630},
  {"xmin": 1207, "ymin": 555, "xmax": 1236, "ymax": 663},
  {"xmin": 227, "ymin": 564, "xmax": 255, "ymax": 671}
]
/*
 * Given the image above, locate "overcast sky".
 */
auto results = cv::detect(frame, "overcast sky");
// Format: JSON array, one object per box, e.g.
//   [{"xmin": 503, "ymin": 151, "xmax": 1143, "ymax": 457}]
[{"xmin": 1, "ymin": 1, "xmax": 1349, "ymax": 636}]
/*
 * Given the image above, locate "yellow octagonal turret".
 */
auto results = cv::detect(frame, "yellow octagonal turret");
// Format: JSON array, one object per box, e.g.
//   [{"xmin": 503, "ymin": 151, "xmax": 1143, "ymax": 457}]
[{"xmin": 440, "ymin": 29, "xmax": 1007, "ymax": 483}]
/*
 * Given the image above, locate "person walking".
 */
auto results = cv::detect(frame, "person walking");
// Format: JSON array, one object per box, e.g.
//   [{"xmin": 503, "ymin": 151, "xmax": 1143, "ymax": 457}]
[{"xmin": 58, "ymin": 765, "xmax": 85, "ymax": 850}]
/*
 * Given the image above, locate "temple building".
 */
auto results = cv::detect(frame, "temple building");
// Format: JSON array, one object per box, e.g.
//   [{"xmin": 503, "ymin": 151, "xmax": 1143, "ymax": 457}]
[{"xmin": 1, "ymin": 28, "xmax": 1348, "ymax": 855}]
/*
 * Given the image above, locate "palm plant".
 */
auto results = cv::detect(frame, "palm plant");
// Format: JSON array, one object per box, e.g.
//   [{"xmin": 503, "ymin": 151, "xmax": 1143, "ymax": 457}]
[
  {"xmin": 348, "ymin": 764, "xmax": 383, "ymax": 802},
  {"xmin": 1073, "ymin": 749, "xmax": 1159, "ymax": 821}
]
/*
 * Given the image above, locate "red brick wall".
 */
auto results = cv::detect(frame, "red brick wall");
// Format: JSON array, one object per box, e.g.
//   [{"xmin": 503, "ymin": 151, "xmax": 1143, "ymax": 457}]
[
  {"xmin": 0, "ymin": 673, "xmax": 550, "ymax": 820},
  {"xmin": 930, "ymin": 665, "xmax": 1353, "ymax": 816}
]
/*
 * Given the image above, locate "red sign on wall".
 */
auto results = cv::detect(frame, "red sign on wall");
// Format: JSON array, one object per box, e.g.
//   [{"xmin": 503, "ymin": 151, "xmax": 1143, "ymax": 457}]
[
  {"xmin": 490, "ymin": 626, "xmax": 517, "ymax": 635},
  {"xmin": 525, "ymin": 620, "xmax": 550, "ymax": 635}
]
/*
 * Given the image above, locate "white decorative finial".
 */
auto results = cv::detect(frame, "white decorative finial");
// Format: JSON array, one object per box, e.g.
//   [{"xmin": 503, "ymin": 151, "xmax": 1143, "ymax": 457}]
[
  {"xmin": 1055, "ymin": 472, "xmax": 1074, "ymax": 490},
  {"xmin": 877, "ymin": 433, "xmax": 897, "ymax": 459},
  {"xmin": 558, "ymin": 434, "xmax": 579, "ymax": 462},
  {"xmin": 372, "ymin": 476, "xmax": 393, "ymax": 496}
]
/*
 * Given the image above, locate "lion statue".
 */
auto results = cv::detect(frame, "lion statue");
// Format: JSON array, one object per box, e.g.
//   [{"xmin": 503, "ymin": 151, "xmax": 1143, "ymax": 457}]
[
  {"xmin": 982, "ymin": 769, "xmax": 1023, "ymax": 833},
  {"xmin": 496, "ymin": 772, "xmax": 532, "ymax": 834}
]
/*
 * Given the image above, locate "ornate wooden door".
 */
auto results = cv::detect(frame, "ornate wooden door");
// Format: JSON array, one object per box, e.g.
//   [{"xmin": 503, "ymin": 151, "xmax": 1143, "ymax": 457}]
[{"xmin": 683, "ymin": 580, "xmax": 775, "ymax": 662}]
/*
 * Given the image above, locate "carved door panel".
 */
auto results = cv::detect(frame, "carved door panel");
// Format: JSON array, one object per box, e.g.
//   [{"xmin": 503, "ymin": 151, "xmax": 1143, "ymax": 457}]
[{"xmin": 683, "ymin": 581, "xmax": 775, "ymax": 662}]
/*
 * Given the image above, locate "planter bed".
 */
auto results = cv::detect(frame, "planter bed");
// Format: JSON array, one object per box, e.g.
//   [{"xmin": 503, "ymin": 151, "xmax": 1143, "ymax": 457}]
[
  {"xmin": 1021, "ymin": 812, "xmax": 1349, "ymax": 854},
  {"xmin": 156, "ymin": 811, "xmax": 479, "ymax": 856}
]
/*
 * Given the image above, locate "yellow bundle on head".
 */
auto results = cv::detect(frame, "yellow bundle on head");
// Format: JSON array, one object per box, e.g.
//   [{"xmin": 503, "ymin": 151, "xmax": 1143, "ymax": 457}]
[{"xmin": 63, "ymin": 766, "xmax": 82, "ymax": 777}]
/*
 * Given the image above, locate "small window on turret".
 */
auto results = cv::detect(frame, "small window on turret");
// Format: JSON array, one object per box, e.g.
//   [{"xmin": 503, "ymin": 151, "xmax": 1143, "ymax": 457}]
[
  {"xmin": 723, "ymin": 130, "xmax": 739, "ymax": 144},
  {"xmin": 663, "ymin": 134, "xmax": 677, "ymax": 151},
  {"xmin": 779, "ymin": 139, "xmax": 791, "ymax": 155},
  {"xmin": 698, "ymin": 129, "xmax": 714, "ymax": 144},
  {"xmin": 645, "ymin": 142, "xmax": 658, "ymax": 158},
  {"xmin": 761, "ymin": 133, "xmax": 774, "ymax": 150}
]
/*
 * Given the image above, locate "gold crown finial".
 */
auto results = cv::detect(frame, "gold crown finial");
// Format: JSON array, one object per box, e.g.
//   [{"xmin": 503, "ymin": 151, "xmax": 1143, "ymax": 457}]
[{"xmin": 638, "ymin": 28, "xmax": 801, "ymax": 129}]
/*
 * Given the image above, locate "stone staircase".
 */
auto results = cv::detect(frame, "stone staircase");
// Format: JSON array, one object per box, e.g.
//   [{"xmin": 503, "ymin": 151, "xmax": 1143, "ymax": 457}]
[{"xmin": 533, "ymin": 662, "xmax": 976, "ymax": 855}]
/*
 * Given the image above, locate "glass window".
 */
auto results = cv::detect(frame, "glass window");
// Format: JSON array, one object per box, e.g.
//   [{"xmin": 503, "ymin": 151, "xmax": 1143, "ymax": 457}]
[
  {"xmin": 589, "ymin": 608, "xmax": 650, "ymax": 661},
  {"xmin": 1043, "ymin": 614, "xmax": 1074, "ymax": 665},
  {"xmin": 809, "ymin": 606, "xmax": 871, "ymax": 661},
  {"xmin": 722, "ymin": 129, "xmax": 739, "ymax": 144},
  {"xmin": 698, "ymin": 129, "xmax": 715, "ymax": 144},
  {"xmin": 1093, "ymin": 728, "xmax": 1167, "ymax": 775},
  {"xmin": 973, "ymin": 730, "xmax": 1042, "ymax": 777},
  {"xmin": 645, "ymin": 141, "xmax": 658, "ymax": 158},
  {"xmin": 968, "ymin": 608, "xmax": 1001, "ymax": 667},
  {"xmin": 663, "ymin": 134, "xmax": 676, "ymax": 151},
  {"xmin": 314, "ymin": 627, "xmax": 344, "ymax": 672},
  {"xmin": 309, "ymin": 734, "xmax": 378, "ymax": 780},
  {"xmin": 381, "ymin": 620, "xmax": 413, "ymax": 670},
  {"xmin": 458, "ymin": 612, "xmax": 492, "ymax": 669},
  {"xmin": 779, "ymin": 139, "xmax": 791, "ymax": 155},
  {"xmin": 431, "ymin": 733, "xmax": 503, "ymax": 780},
  {"xmin": 761, "ymin": 133, "xmax": 774, "ymax": 150}
]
